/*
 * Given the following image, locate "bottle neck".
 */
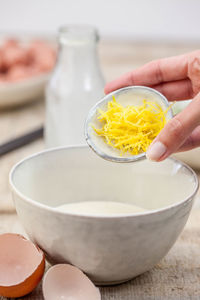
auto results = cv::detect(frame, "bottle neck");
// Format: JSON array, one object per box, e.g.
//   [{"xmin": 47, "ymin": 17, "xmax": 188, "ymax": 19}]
[{"xmin": 58, "ymin": 41, "xmax": 99, "ymax": 68}]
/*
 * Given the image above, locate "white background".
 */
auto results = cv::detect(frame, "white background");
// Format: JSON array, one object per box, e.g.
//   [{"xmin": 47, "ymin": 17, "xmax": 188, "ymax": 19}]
[{"xmin": 0, "ymin": 0, "xmax": 199, "ymax": 42}]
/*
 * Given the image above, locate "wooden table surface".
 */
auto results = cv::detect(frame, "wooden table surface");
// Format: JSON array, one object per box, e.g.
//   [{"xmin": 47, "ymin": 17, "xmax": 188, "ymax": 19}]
[{"xmin": 0, "ymin": 40, "xmax": 200, "ymax": 299}]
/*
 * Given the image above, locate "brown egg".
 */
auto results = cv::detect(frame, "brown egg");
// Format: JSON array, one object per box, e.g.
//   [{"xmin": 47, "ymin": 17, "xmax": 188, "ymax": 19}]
[
  {"xmin": 43, "ymin": 264, "xmax": 101, "ymax": 300},
  {"xmin": 0, "ymin": 74, "xmax": 7, "ymax": 83},
  {"xmin": 7, "ymin": 65, "xmax": 30, "ymax": 81},
  {"xmin": 27, "ymin": 40, "xmax": 56, "ymax": 72},
  {"xmin": 0, "ymin": 49, "xmax": 4, "ymax": 71},
  {"xmin": 3, "ymin": 38, "xmax": 19, "ymax": 48},
  {"xmin": 1, "ymin": 43, "xmax": 28, "ymax": 69},
  {"xmin": 0, "ymin": 233, "xmax": 45, "ymax": 298}
]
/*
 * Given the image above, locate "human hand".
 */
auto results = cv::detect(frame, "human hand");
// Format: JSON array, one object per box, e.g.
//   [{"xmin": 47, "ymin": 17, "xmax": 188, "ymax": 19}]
[{"xmin": 104, "ymin": 51, "xmax": 200, "ymax": 161}]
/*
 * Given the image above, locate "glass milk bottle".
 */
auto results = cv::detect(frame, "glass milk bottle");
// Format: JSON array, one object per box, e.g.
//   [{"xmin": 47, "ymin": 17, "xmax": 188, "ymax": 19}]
[{"xmin": 45, "ymin": 25, "xmax": 105, "ymax": 147}]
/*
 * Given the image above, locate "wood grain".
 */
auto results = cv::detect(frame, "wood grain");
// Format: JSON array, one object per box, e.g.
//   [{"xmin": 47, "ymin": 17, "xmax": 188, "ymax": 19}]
[{"xmin": 0, "ymin": 40, "xmax": 200, "ymax": 299}]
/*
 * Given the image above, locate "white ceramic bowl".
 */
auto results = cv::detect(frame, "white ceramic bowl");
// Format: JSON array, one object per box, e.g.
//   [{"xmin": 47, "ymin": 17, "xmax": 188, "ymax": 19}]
[{"xmin": 9, "ymin": 146, "xmax": 199, "ymax": 285}]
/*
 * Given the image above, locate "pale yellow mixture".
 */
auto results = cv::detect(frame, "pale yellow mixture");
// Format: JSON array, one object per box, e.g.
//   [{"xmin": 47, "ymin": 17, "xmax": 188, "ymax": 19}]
[{"xmin": 56, "ymin": 201, "xmax": 146, "ymax": 216}]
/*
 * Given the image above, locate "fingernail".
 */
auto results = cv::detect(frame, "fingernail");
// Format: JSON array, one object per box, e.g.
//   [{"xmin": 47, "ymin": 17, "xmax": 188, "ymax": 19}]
[{"xmin": 146, "ymin": 141, "xmax": 167, "ymax": 161}]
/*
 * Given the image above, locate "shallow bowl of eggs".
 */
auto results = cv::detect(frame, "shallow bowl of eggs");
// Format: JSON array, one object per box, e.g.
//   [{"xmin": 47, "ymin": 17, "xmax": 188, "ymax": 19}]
[
  {"xmin": 10, "ymin": 145, "xmax": 198, "ymax": 285},
  {"xmin": 0, "ymin": 34, "xmax": 56, "ymax": 108}
]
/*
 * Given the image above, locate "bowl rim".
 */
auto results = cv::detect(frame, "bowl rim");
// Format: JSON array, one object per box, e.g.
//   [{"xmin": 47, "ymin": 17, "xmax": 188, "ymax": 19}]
[{"xmin": 9, "ymin": 145, "xmax": 199, "ymax": 219}]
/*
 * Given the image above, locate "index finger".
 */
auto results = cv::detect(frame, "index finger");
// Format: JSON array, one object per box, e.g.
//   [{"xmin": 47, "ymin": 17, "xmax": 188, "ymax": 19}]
[
  {"xmin": 104, "ymin": 54, "xmax": 188, "ymax": 94},
  {"xmin": 146, "ymin": 92, "xmax": 200, "ymax": 162}
]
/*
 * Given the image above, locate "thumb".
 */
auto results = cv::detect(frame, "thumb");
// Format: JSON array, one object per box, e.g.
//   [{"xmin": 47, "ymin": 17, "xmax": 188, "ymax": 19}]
[{"xmin": 146, "ymin": 92, "xmax": 200, "ymax": 161}]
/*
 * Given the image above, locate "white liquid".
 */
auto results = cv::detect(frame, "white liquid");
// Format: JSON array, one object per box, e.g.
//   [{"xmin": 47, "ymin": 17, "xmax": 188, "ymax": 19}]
[{"xmin": 56, "ymin": 201, "xmax": 146, "ymax": 216}]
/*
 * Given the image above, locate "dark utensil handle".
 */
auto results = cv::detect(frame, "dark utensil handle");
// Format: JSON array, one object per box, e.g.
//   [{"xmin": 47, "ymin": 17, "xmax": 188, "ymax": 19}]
[{"xmin": 0, "ymin": 127, "xmax": 44, "ymax": 157}]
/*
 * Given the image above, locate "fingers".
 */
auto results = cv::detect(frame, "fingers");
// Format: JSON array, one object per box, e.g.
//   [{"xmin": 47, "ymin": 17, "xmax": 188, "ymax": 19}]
[
  {"xmin": 104, "ymin": 71, "xmax": 134, "ymax": 94},
  {"xmin": 146, "ymin": 92, "xmax": 200, "ymax": 161},
  {"xmin": 176, "ymin": 126, "xmax": 200, "ymax": 152},
  {"xmin": 104, "ymin": 54, "xmax": 188, "ymax": 94},
  {"xmin": 105, "ymin": 77, "xmax": 194, "ymax": 102},
  {"xmin": 152, "ymin": 79, "xmax": 194, "ymax": 101},
  {"xmin": 188, "ymin": 53, "xmax": 200, "ymax": 95}
]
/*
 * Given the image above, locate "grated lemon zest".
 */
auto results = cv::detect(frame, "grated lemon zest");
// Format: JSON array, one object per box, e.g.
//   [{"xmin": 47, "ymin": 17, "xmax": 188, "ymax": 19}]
[{"xmin": 93, "ymin": 96, "xmax": 172, "ymax": 155}]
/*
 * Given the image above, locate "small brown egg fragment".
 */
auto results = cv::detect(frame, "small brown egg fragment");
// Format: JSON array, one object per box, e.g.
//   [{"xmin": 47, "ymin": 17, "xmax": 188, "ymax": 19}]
[
  {"xmin": 0, "ymin": 233, "xmax": 45, "ymax": 298},
  {"xmin": 43, "ymin": 264, "xmax": 101, "ymax": 300}
]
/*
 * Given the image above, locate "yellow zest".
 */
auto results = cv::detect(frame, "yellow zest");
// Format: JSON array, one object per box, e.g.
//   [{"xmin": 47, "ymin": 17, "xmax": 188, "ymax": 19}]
[{"xmin": 93, "ymin": 96, "xmax": 170, "ymax": 155}]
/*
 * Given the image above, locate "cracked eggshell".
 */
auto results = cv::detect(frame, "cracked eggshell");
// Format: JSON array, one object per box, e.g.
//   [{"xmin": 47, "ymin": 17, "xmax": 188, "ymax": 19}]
[
  {"xmin": 0, "ymin": 233, "xmax": 45, "ymax": 298},
  {"xmin": 43, "ymin": 264, "xmax": 101, "ymax": 300}
]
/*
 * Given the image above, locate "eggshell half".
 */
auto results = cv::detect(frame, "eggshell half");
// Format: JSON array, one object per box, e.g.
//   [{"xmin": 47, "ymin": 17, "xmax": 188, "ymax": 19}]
[
  {"xmin": 43, "ymin": 264, "xmax": 101, "ymax": 300},
  {"xmin": 0, "ymin": 233, "xmax": 45, "ymax": 298}
]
